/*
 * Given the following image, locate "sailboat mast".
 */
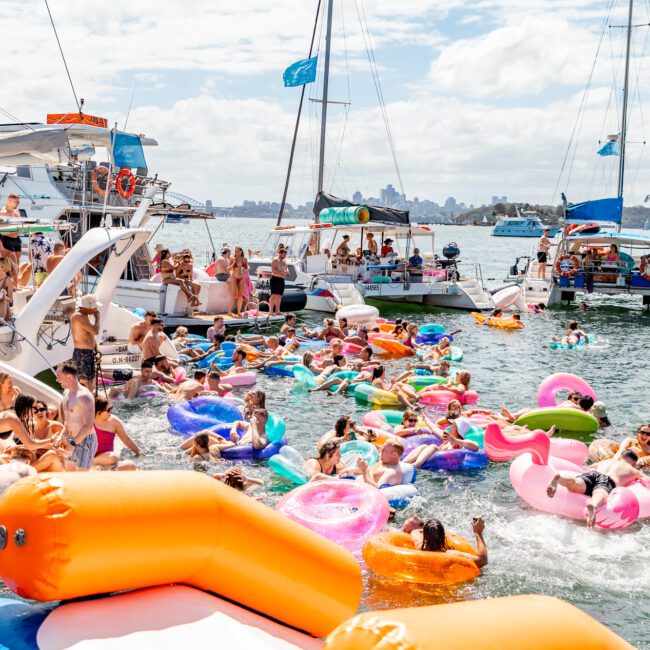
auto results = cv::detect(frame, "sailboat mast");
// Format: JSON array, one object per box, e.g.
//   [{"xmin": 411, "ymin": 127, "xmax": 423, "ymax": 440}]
[
  {"xmin": 617, "ymin": 0, "xmax": 634, "ymax": 209},
  {"xmin": 316, "ymin": 0, "xmax": 334, "ymax": 211}
]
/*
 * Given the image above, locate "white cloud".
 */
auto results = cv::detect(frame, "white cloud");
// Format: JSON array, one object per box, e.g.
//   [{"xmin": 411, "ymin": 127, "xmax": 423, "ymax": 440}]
[
  {"xmin": 2, "ymin": 0, "xmax": 650, "ymax": 208},
  {"xmin": 428, "ymin": 15, "xmax": 599, "ymax": 98}
]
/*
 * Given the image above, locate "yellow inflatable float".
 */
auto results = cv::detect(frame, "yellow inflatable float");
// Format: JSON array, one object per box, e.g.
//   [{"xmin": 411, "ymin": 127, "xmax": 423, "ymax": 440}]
[
  {"xmin": 324, "ymin": 595, "xmax": 633, "ymax": 650},
  {"xmin": 0, "ymin": 470, "xmax": 361, "ymax": 639},
  {"xmin": 471, "ymin": 312, "xmax": 524, "ymax": 329}
]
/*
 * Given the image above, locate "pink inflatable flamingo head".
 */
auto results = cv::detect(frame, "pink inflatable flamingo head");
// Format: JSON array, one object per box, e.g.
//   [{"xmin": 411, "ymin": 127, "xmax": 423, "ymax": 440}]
[
  {"xmin": 483, "ymin": 423, "xmax": 550, "ymax": 465},
  {"xmin": 592, "ymin": 488, "xmax": 640, "ymax": 530}
]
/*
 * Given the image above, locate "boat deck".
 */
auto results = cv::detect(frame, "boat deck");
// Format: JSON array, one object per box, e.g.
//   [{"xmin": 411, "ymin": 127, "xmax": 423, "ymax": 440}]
[{"xmin": 162, "ymin": 312, "xmax": 285, "ymax": 330}]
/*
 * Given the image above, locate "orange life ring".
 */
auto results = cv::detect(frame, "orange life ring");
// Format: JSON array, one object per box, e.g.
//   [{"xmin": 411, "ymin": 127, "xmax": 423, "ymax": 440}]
[
  {"xmin": 115, "ymin": 168, "xmax": 136, "ymax": 198},
  {"xmin": 91, "ymin": 165, "xmax": 110, "ymax": 196},
  {"xmin": 555, "ymin": 254, "xmax": 580, "ymax": 277},
  {"xmin": 309, "ymin": 223, "xmax": 334, "ymax": 229}
]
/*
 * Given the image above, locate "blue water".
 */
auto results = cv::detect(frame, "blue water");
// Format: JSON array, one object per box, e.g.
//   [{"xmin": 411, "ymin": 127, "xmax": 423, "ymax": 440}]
[{"xmin": 4, "ymin": 221, "xmax": 650, "ymax": 647}]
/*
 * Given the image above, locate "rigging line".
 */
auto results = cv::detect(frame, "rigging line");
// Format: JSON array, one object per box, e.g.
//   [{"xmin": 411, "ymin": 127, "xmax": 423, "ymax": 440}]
[
  {"xmin": 355, "ymin": 0, "xmax": 406, "ymax": 200},
  {"xmin": 276, "ymin": 0, "xmax": 323, "ymax": 225},
  {"xmin": 552, "ymin": 0, "xmax": 615, "ymax": 202},
  {"xmin": 123, "ymin": 83, "xmax": 138, "ymax": 131},
  {"xmin": 44, "ymin": 0, "xmax": 81, "ymax": 113},
  {"xmin": 0, "ymin": 107, "xmax": 37, "ymax": 132}
]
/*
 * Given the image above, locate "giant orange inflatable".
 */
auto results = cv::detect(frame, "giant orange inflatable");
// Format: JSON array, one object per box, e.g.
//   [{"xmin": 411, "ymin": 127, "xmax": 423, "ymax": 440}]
[
  {"xmin": 324, "ymin": 595, "xmax": 632, "ymax": 650},
  {"xmin": 0, "ymin": 471, "xmax": 361, "ymax": 638}
]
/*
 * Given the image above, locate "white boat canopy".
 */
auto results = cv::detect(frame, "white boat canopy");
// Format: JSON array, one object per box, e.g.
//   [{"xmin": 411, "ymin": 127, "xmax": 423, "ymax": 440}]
[{"xmin": 0, "ymin": 124, "xmax": 158, "ymax": 166}]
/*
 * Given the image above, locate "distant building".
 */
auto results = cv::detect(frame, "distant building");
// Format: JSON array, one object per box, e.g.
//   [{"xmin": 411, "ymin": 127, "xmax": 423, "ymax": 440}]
[
  {"xmin": 380, "ymin": 184, "xmax": 401, "ymax": 207},
  {"xmin": 352, "ymin": 190, "xmax": 363, "ymax": 204},
  {"xmin": 491, "ymin": 195, "xmax": 507, "ymax": 205}
]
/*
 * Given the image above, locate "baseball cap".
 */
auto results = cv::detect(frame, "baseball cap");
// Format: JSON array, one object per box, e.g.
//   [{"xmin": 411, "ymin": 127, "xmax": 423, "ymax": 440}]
[{"xmin": 591, "ymin": 401, "xmax": 610, "ymax": 427}]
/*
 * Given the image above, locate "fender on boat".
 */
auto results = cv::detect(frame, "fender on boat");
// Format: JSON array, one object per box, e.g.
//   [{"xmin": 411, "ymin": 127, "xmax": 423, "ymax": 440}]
[{"xmin": 0, "ymin": 471, "xmax": 362, "ymax": 638}]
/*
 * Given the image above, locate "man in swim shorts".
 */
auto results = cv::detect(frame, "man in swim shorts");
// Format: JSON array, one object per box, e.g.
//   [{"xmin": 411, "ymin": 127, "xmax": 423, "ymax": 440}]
[
  {"xmin": 546, "ymin": 450, "xmax": 644, "ymax": 528},
  {"xmin": 71, "ymin": 294, "xmax": 101, "ymax": 391},
  {"xmin": 56, "ymin": 363, "xmax": 97, "ymax": 471}
]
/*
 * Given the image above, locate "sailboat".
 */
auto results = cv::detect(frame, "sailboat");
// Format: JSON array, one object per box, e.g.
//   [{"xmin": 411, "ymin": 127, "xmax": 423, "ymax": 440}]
[
  {"xmin": 521, "ymin": 0, "xmax": 650, "ymax": 309},
  {"xmin": 248, "ymin": 0, "xmax": 493, "ymax": 312}
]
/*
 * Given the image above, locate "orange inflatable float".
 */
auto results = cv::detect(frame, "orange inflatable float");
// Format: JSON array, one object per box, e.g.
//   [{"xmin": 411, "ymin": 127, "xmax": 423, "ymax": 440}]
[
  {"xmin": 471, "ymin": 312, "xmax": 525, "ymax": 329},
  {"xmin": 372, "ymin": 338, "xmax": 415, "ymax": 357},
  {"xmin": 0, "ymin": 471, "xmax": 361, "ymax": 638},
  {"xmin": 362, "ymin": 530, "xmax": 479, "ymax": 584},
  {"xmin": 324, "ymin": 594, "xmax": 633, "ymax": 650}
]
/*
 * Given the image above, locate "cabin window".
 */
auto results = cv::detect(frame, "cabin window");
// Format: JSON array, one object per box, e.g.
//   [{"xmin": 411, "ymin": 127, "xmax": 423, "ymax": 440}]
[{"xmin": 16, "ymin": 165, "xmax": 32, "ymax": 179}]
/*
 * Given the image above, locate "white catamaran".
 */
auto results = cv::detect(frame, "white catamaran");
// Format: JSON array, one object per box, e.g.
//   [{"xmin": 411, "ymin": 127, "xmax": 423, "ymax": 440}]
[
  {"xmin": 520, "ymin": 0, "xmax": 650, "ymax": 309},
  {"xmin": 251, "ymin": 0, "xmax": 493, "ymax": 313}
]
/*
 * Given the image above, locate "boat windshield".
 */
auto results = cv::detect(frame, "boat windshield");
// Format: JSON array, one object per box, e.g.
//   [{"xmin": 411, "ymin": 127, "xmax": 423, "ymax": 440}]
[{"xmin": 260, "ymin": 229, "xmax": 315, "ymax": 259}]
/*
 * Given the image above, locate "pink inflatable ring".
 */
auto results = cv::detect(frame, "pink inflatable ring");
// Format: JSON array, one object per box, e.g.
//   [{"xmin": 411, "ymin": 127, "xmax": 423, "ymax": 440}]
[
  {"xmin": 276, "ymin": 480, "xmax": 390, "ymax": 553},
  {"xmin": 537, "ymin": 373, "xmax": 596, "ymax": 408}
]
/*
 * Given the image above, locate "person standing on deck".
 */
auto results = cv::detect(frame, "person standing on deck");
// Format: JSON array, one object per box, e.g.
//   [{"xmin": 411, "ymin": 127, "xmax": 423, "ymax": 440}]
[
  {"xmin": 71, "ymin": 294, "xmax": 101, "ymax": 392},
  {"xmin": 269, "ymin": 247, "xmax": 289, "ymax": 315},
  {"xmin": 537, "ymin": 228, "xmax": 555, "ymax": 279}
]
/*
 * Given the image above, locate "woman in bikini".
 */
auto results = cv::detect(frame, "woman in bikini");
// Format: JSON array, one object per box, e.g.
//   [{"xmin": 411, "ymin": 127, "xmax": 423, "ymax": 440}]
[
  {"xmin": 303, "ymin": 439, "xmax": 350, "ymax": 480},
  {"xmin": 93, "ymin": 397, "xmax": 142, "ymax": 468},
  {"xmin": 160, "ymin": 249, "xmax": 200, "ymax": 307},
  {"xmin": 228, "ymin": 246, "xmax": 249, "ymax": 317}
]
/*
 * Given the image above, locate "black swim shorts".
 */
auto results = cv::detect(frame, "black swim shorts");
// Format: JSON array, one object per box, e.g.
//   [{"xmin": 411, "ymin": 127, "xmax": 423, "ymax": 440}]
[
  {"xmin": 269, "ymin": 276, "xmax": 285, "ymax": 296},
  {"xmin": 72, "ymin": 348, "xmax": 96, "ymax": 381},
  {"xmin": 1, "ymin": 235, "xmax": 22, "ymax": 253},
  {"xmin": 579, "ymin": 470, "xmax": 616, "ymax": 497},
  {"xmin": 537, "ymin": 251, "xmax": 548, "ymax": 264}
]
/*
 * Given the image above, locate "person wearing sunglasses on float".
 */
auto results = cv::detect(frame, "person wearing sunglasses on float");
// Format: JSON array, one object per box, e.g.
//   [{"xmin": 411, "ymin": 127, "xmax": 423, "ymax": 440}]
[{"xmin": 612, "ymin": 424, "xmax": 650, "ymax": 469}]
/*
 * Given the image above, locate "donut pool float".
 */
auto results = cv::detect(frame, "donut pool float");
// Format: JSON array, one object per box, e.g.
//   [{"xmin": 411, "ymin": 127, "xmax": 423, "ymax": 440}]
[
  {"xmin": 515, "ymin": 407, "xmax": 599, "ymax": 434},
  {"xmin": 167, "ymin": 396, "xmax": 242, "ymax": 435},
  {"xmin": 221, "ymin": 371, "xmax": 257, "ymax": 387},
  {"xmin": 353, "ymin": 384, "xmax": 400, "ymax": 406},
  {"xmin": 268, "ymin": 446, "xmax": 310, "ymax": 485},
  {"xmin": 363, "ymin": 530, "xmax": 480, "ymax": 584},
  {"xmin": 537, "ymin": 373, "xmax": 596, "ymax": 408},
  {"xmin": 276, "ymin": 480, "xmax": 390, "ymax": 553},
  {"xmin": 221, "ymin": 412, "xmax": 287, "ymax": 460}
]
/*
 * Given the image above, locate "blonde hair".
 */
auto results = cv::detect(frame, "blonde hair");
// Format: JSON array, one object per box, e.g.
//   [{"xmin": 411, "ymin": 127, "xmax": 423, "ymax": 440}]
[
  {"xmin": 173, "ymin": 326, "xmax": 189, "ymax": 339},
  {"xmin": 456, "ymin": 370, "xmax": 471, "ymax": 388},
  {"xmin": 0, "ymin": 258, "xmax": 11, "ymax": 275},
  {"xmin": 0, "ymin": 372, "xmax": 12, "ymax": 389}
]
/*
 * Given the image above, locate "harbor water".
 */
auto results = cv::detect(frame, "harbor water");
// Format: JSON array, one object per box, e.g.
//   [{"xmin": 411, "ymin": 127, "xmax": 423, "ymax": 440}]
[{"xmin": 6, "ymin": 220, "xmax": 650, "ymax": 647}]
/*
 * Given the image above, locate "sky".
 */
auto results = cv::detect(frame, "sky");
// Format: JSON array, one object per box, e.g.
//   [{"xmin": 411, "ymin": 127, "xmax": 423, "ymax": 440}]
[{"xmin": 3, "ymin": 0, "xmax": 650, "ymax": 207}]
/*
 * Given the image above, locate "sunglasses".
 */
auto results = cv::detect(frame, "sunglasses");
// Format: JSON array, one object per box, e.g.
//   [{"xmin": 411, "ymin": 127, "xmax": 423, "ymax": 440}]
[
  {"xmin": 348, "ymin": 421, "xmax": 356, "ymax": 427},
  {"xmin": 103, "ymin": 406, "xmax": 113, "ymax": 413},
  {"xmin": 639, "ymin": 430, "xmax": 650, "ymax": 436},
  {"xmin": 32, "ymin": 407, "xmax": 47, "ymax": 413},
  {"xmin": 407, "ymin": 417, "xmax": 417, "ymax": 423}
]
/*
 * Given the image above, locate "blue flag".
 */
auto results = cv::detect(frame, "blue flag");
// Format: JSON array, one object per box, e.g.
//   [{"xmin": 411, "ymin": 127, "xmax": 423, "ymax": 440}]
[
  {"xmin": 112, "ymin": 131, "xmax": 147, "ymax": 169},
  {"xmin": 283, "ymin": 55, "xmax": 318, "ymax": 87},
  {"xmin": 597, "ymin": 140, "xmax": 620, "ymax": 156}
]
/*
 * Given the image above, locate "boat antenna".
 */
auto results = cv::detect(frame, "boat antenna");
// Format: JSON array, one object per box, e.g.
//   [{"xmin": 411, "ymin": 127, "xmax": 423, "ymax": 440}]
[
  {"xmin": 277, "ymin": 0, "xmax": 323, "ymax": 226},
  {"xmin": 44, "ymin": 0, "xmax": 81, "ymax": 113},
  {"xmin": 617, "ymin": 0, "xmax": 634, "ymax": 231},
  {"xmin": 317, "ymin": 0, "xmax": 335, "ymax": 208}
]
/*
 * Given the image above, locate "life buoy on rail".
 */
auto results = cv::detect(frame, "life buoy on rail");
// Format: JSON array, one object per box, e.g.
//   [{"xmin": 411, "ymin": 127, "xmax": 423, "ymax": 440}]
[
  {"xmin": 555, "ymin": 255, "xmax": 581, "ymax": 277},
  {"xmin": 115, "ymin": 168, "xmax": 136, "ymax": 198},
  {"xmin": 91, "ymin": 165, "xmax": 110, "ymax": 196},
  {"xmin": 309, "ymin": 223, "xmax": 334, "ymax": 229}
]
